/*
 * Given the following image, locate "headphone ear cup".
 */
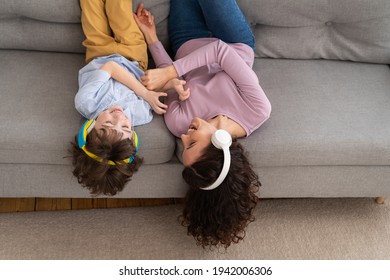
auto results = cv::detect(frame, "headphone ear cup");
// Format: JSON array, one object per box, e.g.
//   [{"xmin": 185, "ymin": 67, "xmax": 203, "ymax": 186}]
[
  {"xmin": 211, "ymin": 129, "xmax": 232, "ymax": 149},
  {"xmin": 202, "ymin": 129, "xmax": 232, "ymax": 191},
  {"xmin": 77, "ymin": 119, "xmax": 95, "ymax": 149}
]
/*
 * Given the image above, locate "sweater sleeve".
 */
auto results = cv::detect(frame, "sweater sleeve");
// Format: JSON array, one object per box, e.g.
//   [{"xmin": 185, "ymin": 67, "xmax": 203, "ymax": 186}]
[
  {"xmin": 148, "ymin": 41, "xmax": 182, "ymax": 108},
  {"xmin": 173, "ymin": 40, "xmax": 271, "ymax": 121},
  {"xmin": 148, "ymin": 41, "xmax": 174, "ymax": 68}
]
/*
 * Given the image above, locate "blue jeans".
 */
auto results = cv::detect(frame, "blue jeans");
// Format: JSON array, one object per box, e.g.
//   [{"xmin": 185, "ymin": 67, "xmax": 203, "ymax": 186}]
[{"xmin": 168, "ymin": 0, "xmax": 255, "ymax": 55}]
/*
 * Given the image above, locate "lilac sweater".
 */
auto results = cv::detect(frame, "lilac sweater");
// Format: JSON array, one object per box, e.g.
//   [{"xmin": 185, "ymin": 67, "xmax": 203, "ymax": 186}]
[{"xmin": 148, "ymin": 38, "xmax": 271, "ymax": 137}]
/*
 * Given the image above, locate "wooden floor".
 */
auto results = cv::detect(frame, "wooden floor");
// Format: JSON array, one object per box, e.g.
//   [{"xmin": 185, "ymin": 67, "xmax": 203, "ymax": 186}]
[
  {"xmin": 0, "ymin": 198, "xmax": 183, "ymax": 213},
  {"xmin": 1, "ymin": 197, "xmax": 385, "ymax": 213}
]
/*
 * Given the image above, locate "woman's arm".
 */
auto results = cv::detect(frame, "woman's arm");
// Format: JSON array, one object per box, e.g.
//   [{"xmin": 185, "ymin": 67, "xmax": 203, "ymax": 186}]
[
  {"xmin": 133, "ymin": 4, "xmax": 174, "ymax": 68},
  {"xmin": 134, "ymin": 4, "xmax": 187, "ymax": 101},
  {"xmin": 176, "ymin": 40, "xmax": 270, "ymax": 118},
  {"xmin": 99, "ymin": 61, "xmax": 167, "ymax": 114},
  {"xmin": 143, "ymin": 39, "xmax": 271, "ymax": 118},
  {"xmin": 133, "ymin": 3, "xmax": 158, "ymax": 45}
]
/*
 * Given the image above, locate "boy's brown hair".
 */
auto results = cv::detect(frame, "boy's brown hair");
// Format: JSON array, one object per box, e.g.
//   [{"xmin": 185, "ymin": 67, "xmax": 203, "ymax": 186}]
[{"xmin": 70, "ymin": 128, "xmax": 142, "ymax": 195}]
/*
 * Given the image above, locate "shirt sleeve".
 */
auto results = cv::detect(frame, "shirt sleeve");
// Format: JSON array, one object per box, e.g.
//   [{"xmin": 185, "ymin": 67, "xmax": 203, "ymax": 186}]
[{"xmin": 74, "ymin": 69, "xmax": 111, "ymax": 119}]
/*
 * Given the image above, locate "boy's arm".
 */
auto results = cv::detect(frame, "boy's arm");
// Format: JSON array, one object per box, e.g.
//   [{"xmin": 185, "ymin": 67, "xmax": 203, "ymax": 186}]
[{"xmin": 99, "ymin": 61, "xmax": 167, "ymax": 114}]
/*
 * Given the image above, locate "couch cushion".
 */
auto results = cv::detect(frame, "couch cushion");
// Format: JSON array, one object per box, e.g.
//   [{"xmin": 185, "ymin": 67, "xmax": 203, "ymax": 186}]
[
  {"xmin": 0, "ymin": 0, "xmax": 81, "ymax": 23},
  {"xmin": 244, "ymin": 59, "xmax": 390, "ymax": 167},
  {"xmin": 238, "ymin": 0, "xmax": 390, "ymax": 64},
  {"xmin": 0, "ymin": 0, "xmax": 84, "ymax": 53},
  {"xmin": 0, "ymin": 50, "xmax": 175, "ymax": 165},
  {"xmin": 0, "ymin": 17, "xmax": 86, "ymax": 54}
]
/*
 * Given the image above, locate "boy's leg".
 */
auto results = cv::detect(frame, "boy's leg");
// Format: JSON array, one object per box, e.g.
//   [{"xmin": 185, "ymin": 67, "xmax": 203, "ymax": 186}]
[
  {"xmin": 198, "ymin": 0, "xmax": 254, "ymax": 49},
  {"xmin": 105, "ymin": 0, "xmax": 148, "ymax": 71},
  {"xmin": 80, "ymin": 0, "xmax": 117, "ymax": 63},
  {"xmin": 168, "ymin": 0, "xmax": 211, "ymax": 56}
]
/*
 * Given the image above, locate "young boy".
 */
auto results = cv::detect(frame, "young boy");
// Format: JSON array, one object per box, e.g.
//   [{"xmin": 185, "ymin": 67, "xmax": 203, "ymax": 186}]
[{"xmin": 70, "ymin": 0, "xmax": 168, "ymax": 195}]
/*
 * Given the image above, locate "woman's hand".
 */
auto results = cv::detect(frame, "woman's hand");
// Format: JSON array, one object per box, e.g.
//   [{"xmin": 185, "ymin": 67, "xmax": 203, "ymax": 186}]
[
  {"xmin": 133, "ymin": 3, "xmax": 158, "ymax": 45},
  {"xmin": 169, "ymin": 79, "xmax": 191, "ymax": 101},
  {"xmin": 141, "ymin": 65, "xmax": 178, "ymax": 91}
]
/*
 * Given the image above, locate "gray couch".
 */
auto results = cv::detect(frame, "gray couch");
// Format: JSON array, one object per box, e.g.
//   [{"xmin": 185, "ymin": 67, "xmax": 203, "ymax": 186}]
[{"xmin": 1, "ymin": 0, "xmax": 389, "ymax": 200}]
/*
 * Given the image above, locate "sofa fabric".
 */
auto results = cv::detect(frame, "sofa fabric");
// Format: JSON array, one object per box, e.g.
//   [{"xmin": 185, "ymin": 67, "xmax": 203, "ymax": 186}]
[
  {"xmin": 0, "ymin": 0, "xmax": 389, "ymax": 199},
  {"xmin": 0, "ymin": 0, "xmax": 84, "ymax": 53},
  {"xmin": 239, "ymin": 0, "xmax": 390, "ymax": 63},
  {"xmin": 245, "ymin": 59, "xmax": 390, "ymax": 167}
]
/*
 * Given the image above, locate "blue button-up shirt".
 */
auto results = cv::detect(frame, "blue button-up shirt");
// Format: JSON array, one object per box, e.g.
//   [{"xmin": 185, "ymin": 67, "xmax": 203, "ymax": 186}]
[{"xmin": 75, "ymin": 54, "xmax": 152, "ymax": 126}]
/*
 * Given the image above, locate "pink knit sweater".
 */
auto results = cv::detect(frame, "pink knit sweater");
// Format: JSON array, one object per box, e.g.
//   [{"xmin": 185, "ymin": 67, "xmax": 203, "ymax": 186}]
[{"xmin": 148, "ymin": 38, "xmax": 271, "ymax": 137}]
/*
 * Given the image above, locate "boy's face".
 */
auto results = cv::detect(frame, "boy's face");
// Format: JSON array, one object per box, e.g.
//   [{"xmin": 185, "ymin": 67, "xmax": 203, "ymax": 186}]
[{"xmin": 94, "ymin": 105, "xmax": 133, "ymax": 140}]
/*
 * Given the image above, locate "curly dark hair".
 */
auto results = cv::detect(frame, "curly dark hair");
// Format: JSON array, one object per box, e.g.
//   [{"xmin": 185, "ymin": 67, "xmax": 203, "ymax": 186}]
[
  {"xmin": 180, "ymin": 140, "xmax": 260, "ymax": 249},
  {"xmin": 70, "ymin": 128, "xmax": 143, "ymax": 196}
]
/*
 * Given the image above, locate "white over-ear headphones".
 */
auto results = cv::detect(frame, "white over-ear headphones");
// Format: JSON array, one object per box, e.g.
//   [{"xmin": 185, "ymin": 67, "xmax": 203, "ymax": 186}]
[{"xmin": 201, "ymin": 129, "xmax": 232, "ymax": 191}]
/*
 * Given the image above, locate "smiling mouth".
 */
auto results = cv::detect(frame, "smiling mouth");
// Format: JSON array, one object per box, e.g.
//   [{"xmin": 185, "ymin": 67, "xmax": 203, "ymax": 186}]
[
  {"xmin": 188, "ymin": 123, "xmax": 197, "ymax": 132},
  {"xmin": 111, "ymin": 108, "xmax": 123, "ymax": 114}
]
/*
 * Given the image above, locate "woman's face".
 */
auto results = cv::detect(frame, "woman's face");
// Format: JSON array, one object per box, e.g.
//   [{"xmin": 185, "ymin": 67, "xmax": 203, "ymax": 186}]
[
  {"xmin": 180, "ymin": 117, "xmax": 217, "ymax": 166},
  {"xmin": 94, "ymin": 105, "xmax": 133, "ymax": 140}
]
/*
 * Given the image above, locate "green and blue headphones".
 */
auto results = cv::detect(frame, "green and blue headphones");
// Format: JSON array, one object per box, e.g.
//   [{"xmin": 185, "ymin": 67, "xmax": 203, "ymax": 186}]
[{"xmin": 77, "ymin": 119, "xmax": 139, "ymax": 165}]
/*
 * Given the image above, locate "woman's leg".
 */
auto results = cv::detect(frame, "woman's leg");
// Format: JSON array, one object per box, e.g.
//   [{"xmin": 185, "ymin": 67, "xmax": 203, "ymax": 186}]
[
  {"xmin": 105, "ymin": 0, "xmax": 148, "ymax": 71},
  {"xmin": 198, "ymin": 0, "xmax": 254, "ymax": 49},
  {"xmin": 168, "ymin": 0, "xmax": 211, "ymax": 56},
  {"xmin": 168, "ymin": 0, "xmax": 254, "ymax": 54}
]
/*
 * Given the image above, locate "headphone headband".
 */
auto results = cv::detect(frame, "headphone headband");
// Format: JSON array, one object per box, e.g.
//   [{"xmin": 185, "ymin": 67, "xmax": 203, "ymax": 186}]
[
  {"xmin": 77, "ymin": 119, "xmax": 139, "ymax": 165},
  {"xmin": 201, "ymin": 129, "xmax": 232, "ymax": 191}
]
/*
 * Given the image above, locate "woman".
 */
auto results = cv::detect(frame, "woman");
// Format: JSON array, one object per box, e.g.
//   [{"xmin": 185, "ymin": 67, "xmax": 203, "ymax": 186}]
[{"xmin": 134, "ymin": 0, "xmax": 271, "ymax": 248}]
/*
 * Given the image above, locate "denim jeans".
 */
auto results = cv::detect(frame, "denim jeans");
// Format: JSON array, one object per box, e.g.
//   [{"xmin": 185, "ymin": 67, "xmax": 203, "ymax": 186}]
[{"xmin": 168, "ymin": 0, "xmax": 255, "ymax": 55}]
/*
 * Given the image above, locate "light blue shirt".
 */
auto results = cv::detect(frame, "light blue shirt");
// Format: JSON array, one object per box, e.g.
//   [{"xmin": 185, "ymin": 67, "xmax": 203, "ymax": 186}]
[{"xmin": 75, "ymin": 54, "xmax": 152, "ymax": 126}]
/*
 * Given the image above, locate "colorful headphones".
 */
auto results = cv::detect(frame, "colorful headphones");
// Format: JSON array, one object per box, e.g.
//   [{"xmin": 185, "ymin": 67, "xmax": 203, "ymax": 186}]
[
  {"xmin": 77, "ymin": 119, "xmax": 139, "ymax": 165},
  {"xmin": 201, "ymin": 129, "xmax": 232, "ymax": 191}
]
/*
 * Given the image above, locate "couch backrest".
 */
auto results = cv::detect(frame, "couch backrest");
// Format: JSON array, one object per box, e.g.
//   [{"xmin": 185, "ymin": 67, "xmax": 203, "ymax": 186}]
[
  {"xmin": 0, "ymin": 0, "xmax": 84, "ymax": 53},
  {"xmin": 0, "ymin": 0, "xmax": 170, "ymax": 54},
  {"xmin": 2, "ymin": 0, "xmax": 389, "ymax": 64},
  {"xmin": 238, "ymin": 0, "xmax": 390, "ymax": 64}
]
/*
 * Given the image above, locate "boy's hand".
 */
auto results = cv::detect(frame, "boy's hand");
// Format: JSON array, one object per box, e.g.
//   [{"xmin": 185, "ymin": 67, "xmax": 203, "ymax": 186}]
[
  {"xmin": 143, "ymin": 90, "xmax": 168, "ymax": 115},
  {"xmin": 133, "ymin": 3, "xmax": 158, "ymax": 44}
]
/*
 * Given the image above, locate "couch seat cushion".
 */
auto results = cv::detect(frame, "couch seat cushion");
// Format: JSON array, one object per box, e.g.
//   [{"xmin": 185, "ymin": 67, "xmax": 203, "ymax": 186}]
[
  {"xmin": 244, "ymin": 59, "xmax": 390, "ymax": 167},
  {"xmin": 0, "ymin": 50, "xmax": 175, "ymax": 165}
]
